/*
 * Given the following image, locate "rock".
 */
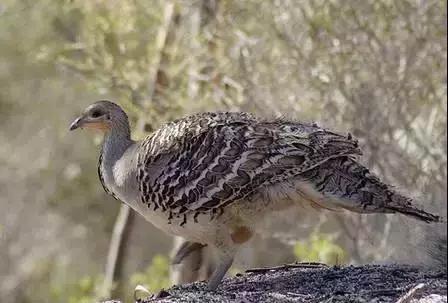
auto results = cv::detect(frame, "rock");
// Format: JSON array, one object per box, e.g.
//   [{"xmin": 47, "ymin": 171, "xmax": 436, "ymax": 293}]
[{"xmin": 105, "ymin": 263, "xmax": 447, "ymax": 303}]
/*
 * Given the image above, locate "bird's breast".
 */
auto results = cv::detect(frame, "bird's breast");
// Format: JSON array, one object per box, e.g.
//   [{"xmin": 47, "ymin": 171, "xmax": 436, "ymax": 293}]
[{"xmin": 136, "ymin": 205, "xmax": 223, "ymax": 244}]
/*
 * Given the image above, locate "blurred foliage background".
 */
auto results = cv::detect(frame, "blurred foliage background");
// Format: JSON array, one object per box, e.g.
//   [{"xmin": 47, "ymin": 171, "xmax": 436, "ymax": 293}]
[{"xmin": 0, "ymin": 0, "xmax": 446, "ymax": 302}]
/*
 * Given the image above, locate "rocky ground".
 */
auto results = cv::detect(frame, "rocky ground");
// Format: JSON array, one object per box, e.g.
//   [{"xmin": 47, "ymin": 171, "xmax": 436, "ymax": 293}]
[{"xmin": 106, "ymin": 263, "xmax": 447, "ymax": 303}]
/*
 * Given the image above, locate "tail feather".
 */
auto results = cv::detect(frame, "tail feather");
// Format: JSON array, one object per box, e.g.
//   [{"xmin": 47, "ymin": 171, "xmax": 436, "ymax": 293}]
[
  {"xmin": 300, "ymin": 157, "xmax": 442, "ymax": 223},
  {"xmin": 386, "ymin": 205, "xmax": 441, "ymax": 223}
]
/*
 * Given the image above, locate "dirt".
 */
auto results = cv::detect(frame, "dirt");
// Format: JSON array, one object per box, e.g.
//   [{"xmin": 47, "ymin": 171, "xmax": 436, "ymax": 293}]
[{"xmin": 107, "ymin": 263, "xmax": 447, "ymax": 303}]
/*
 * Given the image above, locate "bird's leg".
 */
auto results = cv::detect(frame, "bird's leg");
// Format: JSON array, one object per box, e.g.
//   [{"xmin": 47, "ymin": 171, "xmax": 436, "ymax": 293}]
[
  {"xmin": 206, "ymin": 252, "xmax": 234, "ymax": 291},
  {"xmin": 171, "ymin": 241, "xmax": 206, "ymax": 284},
  {"xmin": 171, "ymin": 241, "xmax": 206, "ymax": 266}
]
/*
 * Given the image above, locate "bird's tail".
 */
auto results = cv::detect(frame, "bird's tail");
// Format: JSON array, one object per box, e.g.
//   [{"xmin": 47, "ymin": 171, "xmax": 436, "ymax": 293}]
[
  {"xmin": 385, "ymin": 204, "xmax": 442, "ymax": 223},
  {"xmin": 299, "ymin": 157, "xmax": 443, "ymax": 223}
]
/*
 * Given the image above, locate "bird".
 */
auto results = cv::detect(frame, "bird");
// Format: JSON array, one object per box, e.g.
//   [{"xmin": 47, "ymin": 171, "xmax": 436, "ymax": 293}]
[{"xmin": 69, "ymin": 100, "xmax": 442, "ymax": 290}]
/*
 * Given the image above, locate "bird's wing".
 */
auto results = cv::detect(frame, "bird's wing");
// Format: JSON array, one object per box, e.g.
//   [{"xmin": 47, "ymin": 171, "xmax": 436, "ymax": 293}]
[{"xmin": 137, "ymin": 114, "xmax": 361, "ymax": 216}]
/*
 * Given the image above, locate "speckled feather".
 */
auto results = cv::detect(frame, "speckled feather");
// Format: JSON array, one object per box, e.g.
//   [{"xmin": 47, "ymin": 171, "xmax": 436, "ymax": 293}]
[{"xmin": 135, "ymin": 112, "xmax": 362, "ymax": 217}]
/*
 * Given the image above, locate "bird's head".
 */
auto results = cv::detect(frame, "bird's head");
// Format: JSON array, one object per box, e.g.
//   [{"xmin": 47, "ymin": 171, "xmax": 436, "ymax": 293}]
[{"xmin": 69, "ymin": 100, "xmax": 129, "ymax": 134}]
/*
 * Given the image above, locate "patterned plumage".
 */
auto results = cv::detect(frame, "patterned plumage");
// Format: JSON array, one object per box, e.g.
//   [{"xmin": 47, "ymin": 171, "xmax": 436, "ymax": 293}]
[
  {"xmin": 70, "ymin": 100, "xmax": 441, "ymax": 290},
  {"xmin": 135, "ymin": 111, "xmax": 438, "ymax": 222},
  {"xmin": 136, "ymin": 112, "xmax": 360, "ymax": 216}
]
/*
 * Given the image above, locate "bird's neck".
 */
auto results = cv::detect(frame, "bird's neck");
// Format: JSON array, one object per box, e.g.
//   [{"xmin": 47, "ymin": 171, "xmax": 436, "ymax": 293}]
[
  {"xmin": 101, "ymin": 126, "xmax": 134, "ymax": 167},
  {"xmin": 99, "ymin": 124, "xmax": 139, "ymax": 205}
]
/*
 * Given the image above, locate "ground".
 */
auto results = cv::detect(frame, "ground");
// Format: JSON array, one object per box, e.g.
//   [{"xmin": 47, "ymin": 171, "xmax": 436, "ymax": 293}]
[{"xmin": 107, "ymin": 263, "xmax": 447, "ymax": 303}]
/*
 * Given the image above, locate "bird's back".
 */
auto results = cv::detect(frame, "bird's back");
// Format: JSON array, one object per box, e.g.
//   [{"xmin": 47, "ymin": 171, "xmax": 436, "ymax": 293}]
[
  {"xmin": 135, "ymin": 112, "xmax": 363, "ymax": 221},
  {"xmin": 139, "ymin": 112, "xmax": 258, "ymax": 155}
]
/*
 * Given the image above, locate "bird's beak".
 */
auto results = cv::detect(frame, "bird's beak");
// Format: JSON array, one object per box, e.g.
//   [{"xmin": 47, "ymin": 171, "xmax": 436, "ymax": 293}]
[{"xmin": 69, "ymin": 116, "xmax": 84, "ymax": 131}]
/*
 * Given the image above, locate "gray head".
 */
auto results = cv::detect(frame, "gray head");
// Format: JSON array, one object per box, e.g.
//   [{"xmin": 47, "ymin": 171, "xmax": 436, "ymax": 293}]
[{"xmin": 69, "ymin": 100, "xmax": 130, "ymax": 136}]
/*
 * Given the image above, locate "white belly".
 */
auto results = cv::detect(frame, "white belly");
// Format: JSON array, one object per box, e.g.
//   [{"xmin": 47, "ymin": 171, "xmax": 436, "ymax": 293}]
[{"xmin": 127, "ymin": 199, "xmax": 224, "ymax": 245}]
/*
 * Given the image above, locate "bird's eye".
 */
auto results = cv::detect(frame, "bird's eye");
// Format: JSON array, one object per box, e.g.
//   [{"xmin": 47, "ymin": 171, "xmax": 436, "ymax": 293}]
[{"xmin": 91, "ymin": 110, "xmax": 102, "ymax": 118}]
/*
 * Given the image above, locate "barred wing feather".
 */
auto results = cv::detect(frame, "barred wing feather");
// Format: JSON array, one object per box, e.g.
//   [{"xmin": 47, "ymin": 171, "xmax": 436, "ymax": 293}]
[{"xmin": 136, "ymin": 113, "xmax": 361, "ymax": 216}]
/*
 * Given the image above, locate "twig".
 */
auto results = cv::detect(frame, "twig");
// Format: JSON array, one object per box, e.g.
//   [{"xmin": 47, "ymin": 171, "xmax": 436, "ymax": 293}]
[
  {"xmin": 395, "ymin": 283, "xmax": 426, "ymax": 303},
  {"xmin": 100, "ymin": 205, "xmax": 133, "ymax": 298},
  {"xmin": 144, "ymin": 1, "xmax": 175, "ymax": 107},
  {"xmin": 245, "ymin": 262, "xmax": 329, "ymax": 274}
]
